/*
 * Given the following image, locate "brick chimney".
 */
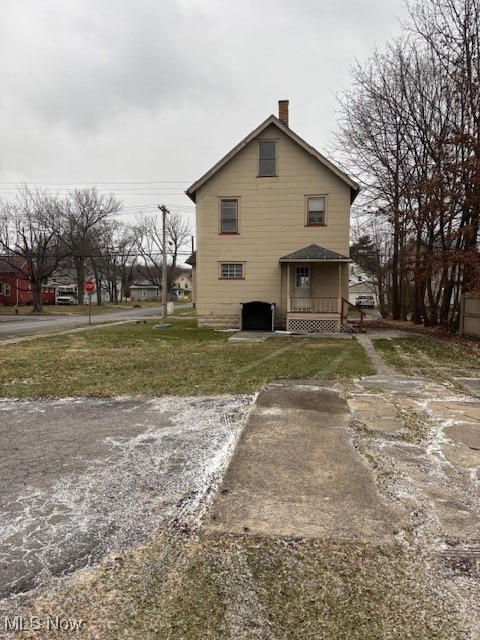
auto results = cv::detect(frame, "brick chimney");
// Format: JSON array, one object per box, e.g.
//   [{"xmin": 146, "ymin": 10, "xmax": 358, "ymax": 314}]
[{"xmin": 278, "ymin": 100, "xmax": 289, "ymax": 127}]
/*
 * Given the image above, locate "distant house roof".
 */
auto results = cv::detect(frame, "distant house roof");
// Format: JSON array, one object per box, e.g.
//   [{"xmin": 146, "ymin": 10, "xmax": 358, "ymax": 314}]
[
  {"xmin": 279, "ymin": 244, "xmax": 350, "ymax": 262},
  {"xmin": 0, "ymin": 255, "xmax": 29, "ymax": 274},
  {"xmin": 185, "ymin": 251, "xmax": 196, "ymax": 266},
  {"xmin": 130, "ymin": 281, "xmax": 160, "ymax": 289},
  {"xmin": 186, "ymin": 115, "xmax": 360, "ymax": 204},
  {"xmin": 349, "ymin": 281, "xmax": 376, "ymax": 293}
]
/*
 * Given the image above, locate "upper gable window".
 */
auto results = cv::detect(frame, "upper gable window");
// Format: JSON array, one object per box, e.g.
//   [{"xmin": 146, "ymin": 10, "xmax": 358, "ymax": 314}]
[
  {"xmin": 258, "ymin": 140, "xmax": 277, "ymax": 176},
  {"xmin": 307, "ymin": 196, "xmax": 326, "ymax": 225}
]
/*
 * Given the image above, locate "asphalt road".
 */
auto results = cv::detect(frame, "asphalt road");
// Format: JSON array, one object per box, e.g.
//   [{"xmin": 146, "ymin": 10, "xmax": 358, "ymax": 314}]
[
  {"xmin": 0, "ymin": 394, "xmax": 250, "ymax": 599},
  {"xmin": 0, "ymin": 304, "xmax": 192, "ymax": 339}
]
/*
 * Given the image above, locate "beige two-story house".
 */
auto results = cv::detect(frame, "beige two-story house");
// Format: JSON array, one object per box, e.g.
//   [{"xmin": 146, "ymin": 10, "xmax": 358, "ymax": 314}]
[{"xmin": 186, "ymin": 101, "xmax": 360, "ymax": 333}]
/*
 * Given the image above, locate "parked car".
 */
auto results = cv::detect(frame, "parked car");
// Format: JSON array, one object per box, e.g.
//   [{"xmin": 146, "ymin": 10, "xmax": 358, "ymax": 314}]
[
  {"xmin": 55, "ymin": 296, "xmax": 76, "ymax": 305},
  {"xmin": 355, "ymin": 295, "xmax": 375, "ymax": 309}
]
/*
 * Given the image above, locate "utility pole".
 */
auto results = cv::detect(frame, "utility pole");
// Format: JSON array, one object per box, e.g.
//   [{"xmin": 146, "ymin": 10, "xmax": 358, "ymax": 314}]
[{"xmin": 158, "ymin": 204, "xmax": 169, "ymax": 320}]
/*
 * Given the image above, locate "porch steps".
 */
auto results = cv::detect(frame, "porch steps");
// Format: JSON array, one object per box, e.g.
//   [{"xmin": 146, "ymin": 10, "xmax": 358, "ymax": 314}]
[{"xmin": 341, "ymin": 321, "xmax": 365, "ymax": 334}]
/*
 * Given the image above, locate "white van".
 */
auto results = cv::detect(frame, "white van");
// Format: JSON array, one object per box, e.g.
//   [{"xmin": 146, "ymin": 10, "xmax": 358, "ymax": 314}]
[{"xmin": 55, "ymin": 296, "xmax": 76, "ymax": 305}]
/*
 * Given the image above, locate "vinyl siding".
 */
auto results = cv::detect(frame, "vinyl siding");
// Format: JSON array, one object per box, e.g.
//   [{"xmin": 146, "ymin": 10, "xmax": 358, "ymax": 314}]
[{"xmin": 194, "ymin": 123, "xmax": 351, "ymax": 325}]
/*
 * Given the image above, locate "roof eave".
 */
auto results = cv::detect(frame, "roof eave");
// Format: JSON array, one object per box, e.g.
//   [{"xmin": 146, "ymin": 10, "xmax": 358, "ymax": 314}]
[
  {"xmin": 279, "ymin": 258, "xmax": 351, "ymax": 263},
  {"xmin": 186, "ymin": 114, "xmax": 360, "ymax": 202}
]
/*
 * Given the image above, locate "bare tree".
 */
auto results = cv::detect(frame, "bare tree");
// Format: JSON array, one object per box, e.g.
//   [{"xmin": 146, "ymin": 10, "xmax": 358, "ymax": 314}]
[
  {"xmin": 135, "ymin": 211, "xmax": 192, "ymax": 294},
  {"xmin": 62, "ymin": 188, "xmax": 122, "ymax": 304},
  {"xmin": 92, "ymin": 220, "xmax": 138, "ymax": 303},
  {"xmin": 336, "ymin": 0, "xmax": 480, "ymax": 329},
  {"xmin": 0, "ymin": 186, "xmax": 67, "ymax": 312}
]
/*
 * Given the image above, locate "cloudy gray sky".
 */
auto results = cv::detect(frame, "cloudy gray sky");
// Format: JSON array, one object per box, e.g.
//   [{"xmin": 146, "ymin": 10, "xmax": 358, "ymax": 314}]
[{"xmin": 0, "ymin": 0, "xmax": 407, "ymax": 229}]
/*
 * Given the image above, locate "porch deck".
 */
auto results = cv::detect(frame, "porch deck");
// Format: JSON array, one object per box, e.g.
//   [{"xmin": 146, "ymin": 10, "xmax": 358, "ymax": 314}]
[{"xmin": 286, "ymin": 297, "xmax": 364, "ymax": 334}]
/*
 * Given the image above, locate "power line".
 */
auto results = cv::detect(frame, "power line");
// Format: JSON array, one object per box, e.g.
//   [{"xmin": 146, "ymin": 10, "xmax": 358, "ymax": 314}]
[{"xmin": 0, "ymin": 180, "xmax": 193, "ymax": 185}]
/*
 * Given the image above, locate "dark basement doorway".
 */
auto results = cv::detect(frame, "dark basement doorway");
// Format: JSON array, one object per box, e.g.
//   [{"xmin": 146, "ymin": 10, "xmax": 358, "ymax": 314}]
[{"xmin": 241, "ymin": 301, "xmax": 275, "ymax": 331}]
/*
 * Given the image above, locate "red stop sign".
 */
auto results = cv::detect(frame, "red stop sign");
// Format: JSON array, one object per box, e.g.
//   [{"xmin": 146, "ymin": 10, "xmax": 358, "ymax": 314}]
[{"xmin": 84, "ymin": 280, "xmax": 95, "ymax": 293}]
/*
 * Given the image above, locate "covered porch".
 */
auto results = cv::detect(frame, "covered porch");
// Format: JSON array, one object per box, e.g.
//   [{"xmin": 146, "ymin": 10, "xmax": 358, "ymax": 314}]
[{"xmin": 280, "ymin": 244, "xmax": 355, "ymax": 333}]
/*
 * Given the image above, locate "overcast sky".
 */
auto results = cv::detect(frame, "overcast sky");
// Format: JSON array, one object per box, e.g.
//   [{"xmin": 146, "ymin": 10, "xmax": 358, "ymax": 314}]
[{"xmin": 0, "ymin": 0, "xmax": 408, "ymax": 231}]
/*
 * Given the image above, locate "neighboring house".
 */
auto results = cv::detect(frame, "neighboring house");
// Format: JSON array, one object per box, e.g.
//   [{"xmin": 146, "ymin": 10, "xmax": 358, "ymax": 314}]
[
  {"xmin": 172, "ymin": 273, "xmax": 192, "ymax": 300},
  {"xmin": 0, "ymin": 256, "xmax": 56, "ymax": 306},
  {"xmin": 129, "ymin": 281, "xmax": 160, "ymax": 302},
  {"xmin": 54, "ymin": 277, "xmax": 123, "ymax": 304},
  {"xmin": 186, "ymin": 100, "xmax": 360, "ymax": 333},
  {"xmin": 348, "ymin": 263, "xmax": 377, "ymax": 306},
  {"xmin": 348, "ymin": 281, "xmax": 377, "ymax": 306}
]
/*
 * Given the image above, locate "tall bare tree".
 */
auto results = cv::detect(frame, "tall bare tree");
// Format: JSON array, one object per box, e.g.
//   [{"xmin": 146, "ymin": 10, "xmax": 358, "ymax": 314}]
[
  {"xmin": 0, "ymin": 186, "xmax": 67, "ymax": 312},
  {"xmin": 92, "ymin": 220, "xmax": 138, "ymax": 303},
  {"xmin": 337, "ymin": 0, "xmax": 480, "ymax": 329},
  {"xmin": 62, "ymin": 188, "xmax": 122, "ymax": 304}
]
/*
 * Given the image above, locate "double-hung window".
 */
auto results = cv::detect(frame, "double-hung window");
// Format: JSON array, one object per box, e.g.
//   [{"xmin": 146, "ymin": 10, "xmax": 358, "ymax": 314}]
[
  {"xmin": 307, "ymin": 196, "xmax": 326, "ymax": 225},
  {"xmin": 258, "ymin": 140, "xmax": 277, "ymax": 176},
  {"xmin": 220, "ymin": 199, "xmax": 238, "ymax": 233}
]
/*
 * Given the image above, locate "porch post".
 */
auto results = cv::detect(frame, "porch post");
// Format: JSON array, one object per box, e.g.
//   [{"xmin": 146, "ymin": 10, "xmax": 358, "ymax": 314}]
[
  {"xmin": 338, "ymin": 263, "xmax": 342, "ymax": 307},
  {"xmin": 338, "ymin": 263, "xmax": 343, "ymax": 326},
  {"xmin": 286, "ymin": 263, "xmax": 291, "ymax": 312}
]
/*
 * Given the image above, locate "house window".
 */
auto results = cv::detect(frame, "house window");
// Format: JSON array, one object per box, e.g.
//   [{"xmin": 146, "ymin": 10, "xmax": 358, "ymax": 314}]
[
  {"xmin": 295, "ymin": 266, "xmax": 310, "ymax": 288},
  {"xmin": 220, "ymin": 263, "xmax": 244, "ymax": 279},
  {"xmin": 220, "ymin": 199, "xmax": 238, "ymax": 233},
  {"xmin": 307, "ymin": 196, "xmax": 326, "ymax": 225},
  {"xmin": 4, "ymin": 283, "xmax": 10, "ymax": 296},
  {"xmin": 258, "ymin": 140, "xmax": 277, "ymax": 176}
]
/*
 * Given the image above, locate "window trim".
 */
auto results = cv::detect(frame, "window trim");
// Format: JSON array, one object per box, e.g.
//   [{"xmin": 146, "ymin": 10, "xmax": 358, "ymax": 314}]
[
  {"xmin": 3, "ymin": 283, "xmax": 11, "ymax": 296},
  {"xmin": 219, "ymin": 198, "xmax": 239, "ymax": 234},
  {"xmin": 305, "ymin": 195, "xmax": 327, "ymax": 226},
  {"xmin": 258, "ymin": 139, "xmax": 278, "ymax": 177},
  {"xmin": 218, "ymin": 262, "xmax": 245, "ymax": 280}
]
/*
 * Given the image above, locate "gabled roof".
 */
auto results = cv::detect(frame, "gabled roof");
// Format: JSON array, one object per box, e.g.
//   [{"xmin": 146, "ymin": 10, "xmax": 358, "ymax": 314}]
[
  {"xmin": 0, "ymin": 255, "xmax": 29, "ymax": 274},
  {"xmin": 186, "ymin": 115, "xmax": 360, "ymax": 203},
  {"xmin": 279, "ymin": 244, "xmax": 350, "ymax": 262}
]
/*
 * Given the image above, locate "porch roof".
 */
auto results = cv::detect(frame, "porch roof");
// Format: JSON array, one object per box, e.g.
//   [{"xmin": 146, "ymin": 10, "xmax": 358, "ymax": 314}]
[{"xmin": 279, "ymin": 244, "xmax": 350, "ymax": 262}]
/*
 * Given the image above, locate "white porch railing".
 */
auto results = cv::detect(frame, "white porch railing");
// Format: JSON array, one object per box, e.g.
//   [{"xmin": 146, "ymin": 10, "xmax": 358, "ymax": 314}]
[{"xmin": 289, "ymin": 297, "xmax": 339, "ymax": 313}]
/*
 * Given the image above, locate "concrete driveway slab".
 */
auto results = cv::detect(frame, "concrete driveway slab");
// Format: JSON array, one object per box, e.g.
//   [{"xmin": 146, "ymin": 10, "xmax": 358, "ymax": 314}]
[{"xmin": 205, "ymin": 380, "xmax": 406, "ymax": 541}]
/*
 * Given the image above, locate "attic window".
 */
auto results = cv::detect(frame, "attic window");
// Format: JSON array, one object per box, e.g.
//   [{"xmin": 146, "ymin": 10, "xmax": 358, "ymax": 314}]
[{"xmin": 258, "ymin": 140, "xmax": 277, "ymax": 176}]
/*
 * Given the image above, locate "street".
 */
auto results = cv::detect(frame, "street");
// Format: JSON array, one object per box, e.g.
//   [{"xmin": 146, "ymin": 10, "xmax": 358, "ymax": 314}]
[{"xmin": 0, "ymin": 304, "xmax": 192, "ymax": 339}]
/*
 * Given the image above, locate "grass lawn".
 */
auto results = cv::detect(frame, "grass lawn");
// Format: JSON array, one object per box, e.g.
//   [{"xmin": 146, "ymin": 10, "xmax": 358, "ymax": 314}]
[
  {"xmin": 0, "ymin": 320, "xmax": 373, "ymax": 397},
  {"xmin": 373, "ymin": 336, "xmax": 480, "ymax": 382},
  {"xmin": 2, "ymin": 326, "xmax": 463, "ymax": 638},
  {"xmin": 26, "ymin": 530, "xmax": 455, "ymax": 640}
]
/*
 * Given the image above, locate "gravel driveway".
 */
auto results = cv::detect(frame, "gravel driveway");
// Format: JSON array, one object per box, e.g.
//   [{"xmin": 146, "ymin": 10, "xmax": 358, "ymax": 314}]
[{"xmin": 0, "ymin": 395, "xmax": 251, "ymax": 598}]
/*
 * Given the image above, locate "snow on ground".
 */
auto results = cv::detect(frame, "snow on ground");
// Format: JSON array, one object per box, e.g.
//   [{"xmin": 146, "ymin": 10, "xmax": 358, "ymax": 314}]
[{"xmin": 0, "ymin": 395, "xmax": 253, "ymax": 598}]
